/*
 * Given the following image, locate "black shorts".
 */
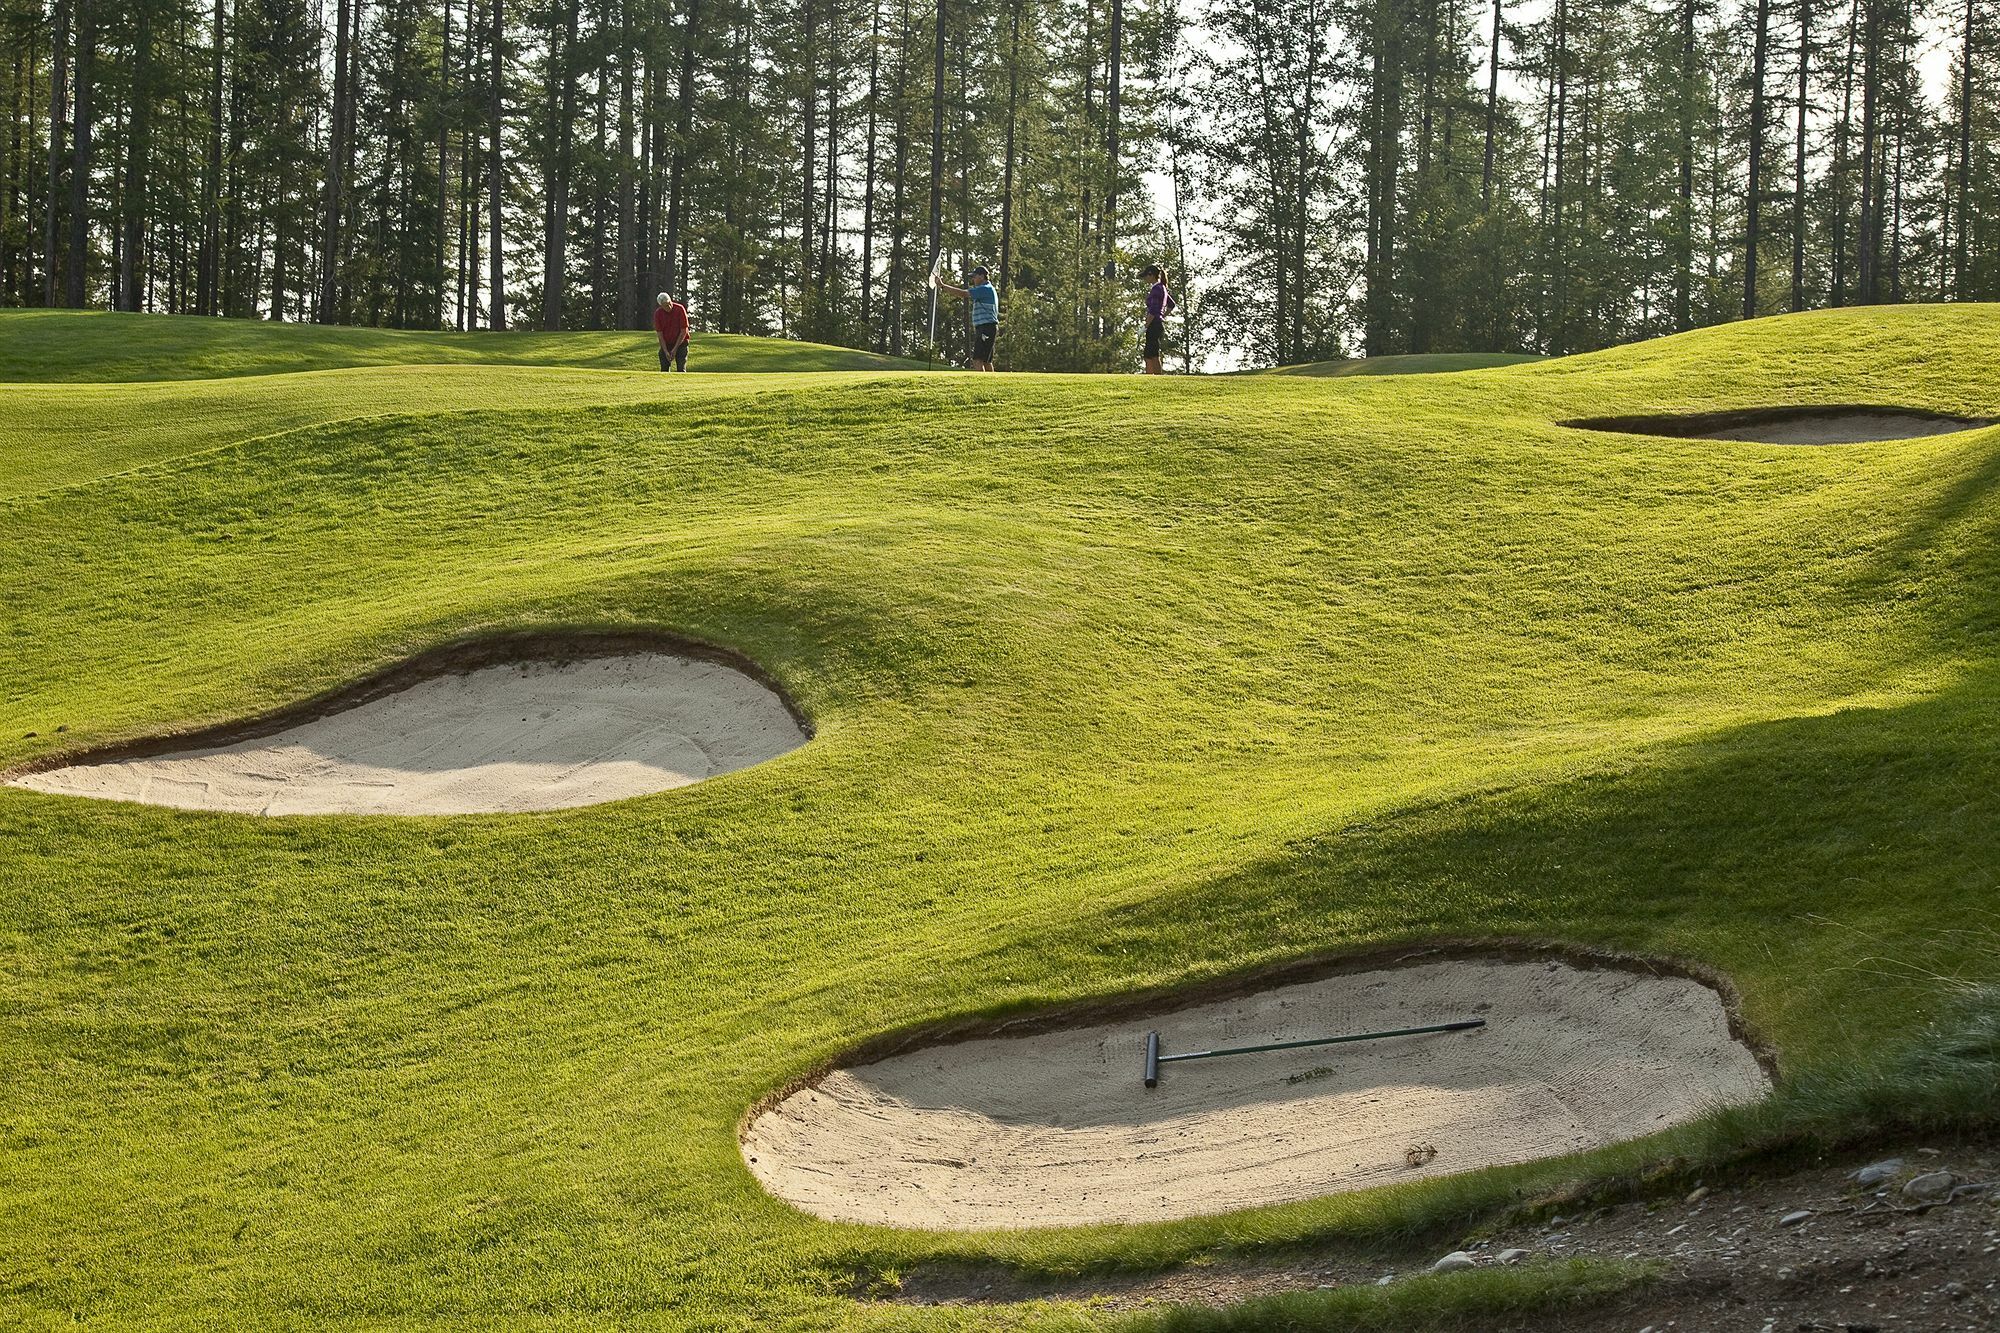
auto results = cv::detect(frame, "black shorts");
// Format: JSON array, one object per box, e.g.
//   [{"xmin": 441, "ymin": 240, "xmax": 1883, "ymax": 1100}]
[
  {"xmin": 971, "ymin": 322, "xmax": 998, "ymax": 363},
  {"xmin": 1144, "ymin": 318, "xmax": 1164, "ymax": 360}
]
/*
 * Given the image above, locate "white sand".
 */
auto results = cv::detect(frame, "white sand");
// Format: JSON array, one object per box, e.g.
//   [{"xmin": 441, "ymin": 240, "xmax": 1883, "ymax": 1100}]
[
  {"xmin": 11, "ymin": 652, "xmax": 807, "ymax": 815},
  {"xmin": 743, "ymin": 958, "xmax": 1769, "ymax": 1229}
]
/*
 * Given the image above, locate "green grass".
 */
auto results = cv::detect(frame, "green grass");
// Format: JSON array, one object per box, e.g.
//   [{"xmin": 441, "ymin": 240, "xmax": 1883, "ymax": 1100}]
[
  {"xmin": 3, "ymin": 305, "xmax": 1999, "ymax": 1329},
  {"xmin": 0, "ymin": 307, "xmax": 929, "ymax": 381},
  {"xmin": 1258, "ymin": 352, "xmax": 1548, "ymax": 377}
]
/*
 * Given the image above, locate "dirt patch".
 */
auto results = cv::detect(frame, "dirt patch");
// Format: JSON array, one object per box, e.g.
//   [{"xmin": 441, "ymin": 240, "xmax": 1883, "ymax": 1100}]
[
  {"xmin": 743, "ymin": 956, "xmax": 1769, "ymax": 1229},
  {"xmin": 8, "ymin": 634, "xmax": 809, "ymax": 815},
  {"xmin": 1564, "ymin": 405, "xmax": 1994, "ymax": 445},
  {"xmin": 884, "ymin": 1142, "xmax": 2000, "ymax": 1331}
]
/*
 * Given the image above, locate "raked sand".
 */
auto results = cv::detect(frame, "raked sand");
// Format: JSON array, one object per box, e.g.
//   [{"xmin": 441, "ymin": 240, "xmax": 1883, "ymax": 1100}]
[
  {"xmin": 11, "ymin": 652, "xmax": 807, "ymax": 815},
  {"xmin": 743, "ymin": 957, "xmax": 1769, "ymax": 1229}
]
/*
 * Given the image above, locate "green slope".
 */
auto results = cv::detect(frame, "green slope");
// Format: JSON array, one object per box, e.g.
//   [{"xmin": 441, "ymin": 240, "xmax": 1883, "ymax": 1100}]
[
  {"xmin": 2, "ymin": 304, "xmax": 1998, "ymax": 1330},
  {"xmin": 0, "ymin": 308, "xmax": 928, "ymax": 381},
  {"xmin": 0, "ymin": 364, "xmax": 901, "ymax": 501},
  {"xmin": 1260, "ymin": 351, "xmax": 1548, "ymax": 376}
]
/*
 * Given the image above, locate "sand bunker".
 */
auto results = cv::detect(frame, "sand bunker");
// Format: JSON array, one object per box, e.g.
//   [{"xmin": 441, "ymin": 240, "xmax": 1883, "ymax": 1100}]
[
  {"xmin": 11, "ymin": 649, "xmax": 808, "ymax": 815},
  {"xmin": 743, "ymin": 956, "xmax": 1769, "ymax": 1229},
  {"xmin": 1567, "ymin": 405, "xmax": 1992, "ymax": 445}
]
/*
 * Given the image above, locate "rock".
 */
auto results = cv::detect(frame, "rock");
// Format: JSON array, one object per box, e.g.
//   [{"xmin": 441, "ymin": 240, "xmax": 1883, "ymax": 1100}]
[
  {"xmin": 1495, "ymin": 1247, "xmax": 1530, "ymax": 1265},
  {"xmin": 1375, "ymin": 1274, "xmax": 1395, "ymax": 1286},
  {"xmin": 1903, "ymin": 1170, "xmax": 1957, "ymax": 1203},
  {"xmin": 1685, "ymin": 1186, "xmax": 1710, "ymax": 1204},
  {"xmin": 1430, "ymin": 1251, "xmax": 1477, "ymax": 1273},
  {"xmin": 1779, "ymin": 1209, "xmax": 1812, "ymax": 1227},
  {"xmin": 1851, "ymin": 1158, "xmax": 1905, "ymax": 1188},
  {"xmin": 1941, "ymin": 1281, "xmax": 1969, "ymax": 1300}
]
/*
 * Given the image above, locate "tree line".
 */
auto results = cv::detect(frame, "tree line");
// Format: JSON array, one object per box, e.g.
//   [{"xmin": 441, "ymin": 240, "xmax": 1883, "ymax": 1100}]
[{"xmin": 1, "ymin": 0, "xmax": 1997, "ymax": 369}]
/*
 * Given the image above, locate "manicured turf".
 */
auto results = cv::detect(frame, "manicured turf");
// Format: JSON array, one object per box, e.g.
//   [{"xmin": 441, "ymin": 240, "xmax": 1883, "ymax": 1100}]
[
  {"xmin": 1259, "ymin": 351, "xmax": 1548, "ymax": 377},
  {"xmin": 3, "ymin": 306, "xmax": 1998, "ymax": 1330},
  {"xmin": 0, "ymin": 307, "xmax": 929, "ymax": 381}
]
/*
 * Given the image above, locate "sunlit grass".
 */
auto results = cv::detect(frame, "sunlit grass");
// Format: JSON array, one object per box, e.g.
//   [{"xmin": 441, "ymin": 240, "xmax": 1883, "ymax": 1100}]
[{"xmin": 2, "ymin": 305, "xmax": 1998, "ymax": 1329}]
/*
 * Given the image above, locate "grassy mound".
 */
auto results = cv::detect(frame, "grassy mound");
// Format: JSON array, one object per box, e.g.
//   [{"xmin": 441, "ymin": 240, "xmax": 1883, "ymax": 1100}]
[
  {"xmin": 2, "ymin": 305, "xmax": 1998, "ymax": 1329},
  {"xmin": 0, "ymin": 308, "xmax": 928, "ymax": 381},
  {"xmin": 1259, "ymin": 351, "xmax": 1547, "ymax": 377}
]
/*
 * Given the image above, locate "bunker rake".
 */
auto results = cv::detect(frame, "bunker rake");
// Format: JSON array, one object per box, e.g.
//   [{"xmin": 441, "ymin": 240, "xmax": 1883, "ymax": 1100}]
[{"xmin": 1143, "ymin": 1018, "xmax": 1487, "ymax": 1088}]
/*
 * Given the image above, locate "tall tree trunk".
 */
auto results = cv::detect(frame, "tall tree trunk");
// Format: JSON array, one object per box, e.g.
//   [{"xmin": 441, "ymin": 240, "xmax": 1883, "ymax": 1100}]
[
  {"xmin": 542, "ymin": 0, "xmax": 577, "ymax": 329},
  {"xmin": 663, "ymin": 0, "xmax": 697, "ymax": 293},
  {"xmin": 389, "ymin": 3, "xmax": 412, "ymax": 326},
  {"xmin": 926, "ymin": 0, "xmax": 944, "ymax": 347},
  {"xmin": 860, "ymin": 0, "xmax": 883, "ymax": 335},
  {"xmin": 439, "ymin": 0, "xmax": 454, "ymax": 324},
  {"xmin": 459, "ymin": 5, "xmax": 480, "ymax": 326},
  {"xmin": 1830, "ymin": 0, "xmax": 1857, "ymax": 304},
  {"xmin": 488, "ymin": 0, "xmax": 506, "ymax": 328},
  {"xmin": 1364, "ymin": 2, "xmax": 1400, "ymax": 356},
  {"xmin": 198, "ymin": 0, "xmax": 224, "ymax": 314},
  {"xmin": 1164, "ymin": 6, "xmax": 1191, "ymax": 370},
  {"xmin": 1549, "ymin": 0, "xmax": 1568, "ymax": 351},
  {"xmin": 1956, "ymin": 0, "xmax": 1974, "ymax": 298},
  {"xmin": 1857, "ymin": 0, "xmax": 1880, "ymax": 303},
  {"xmin": 1363, "ymin": 17, "xmax": 1380, "ymax": 358},
  {"xmin": 954, "ymin": 29, "xmax": 972, "ymax": 337},
  {"xmin": 222, "ymin": 11, "xmax": 244, "ymax": 315},
  {"xmin": 1103, "ymin": 0, "xmax": 1121, "ymax": 280},
  {"xmin": 66, "ymin": 0, "xmax": 92, "ymax": 308},
  {"xmin": 1674, "ymin": 0, "xmax": 1694, "ymax": 329},
  {"xmin": 3, "ymin": 33, "xmax": 23, "ymax": 301},
  {"xmin": 1792, "ymin": 0, "xmax": 1810, "ymax": 310},
  {"xmin": 637, "ymin": 44, "xmax": 655, "ymax": 300},
  {"xmin": 1481, "ymin": 0, "xmax": 1501, "ymax": 209},
  {"xmin": 616, "ymin": 0, "xmax": 636, "ymax": 324},
  {"xmin": 589, "ymin": 22, "xmax": 609, "ymax": 330},
  {"xmin": 318, "ymin": 0, "xmax": 352, "ymax": 320},
  {"xmin": 885, "ymin": 0, "xmax": 911, "ymax": 353},
  {"xmin": 1744, "ymin": 0, "xmax": 1770, "ymax": 319},
  {"xmin": 1887, "ymin": 0, "xmax": 1908, "ymax": 301},
  {"xmin": 119, "ymin": 1, "xmax": 154, "ymax": 312},
  {"xmin": 997, "ymin": 0, "xmax": 1021, "ymax": 297},
  {"xmin": 45, "ymin": 0, "xmax": 69, "ymax": 305},
  {"xmin": 1293, "ymin": 39, "xmax": 1315, "ymax": 356},
  {"xmin": 799, "ymin": 0, "xmax": 817, "ymax": 322},
  {"xmin": 817, "ymin": 0, "xmax": 841, "ymax": 312}
]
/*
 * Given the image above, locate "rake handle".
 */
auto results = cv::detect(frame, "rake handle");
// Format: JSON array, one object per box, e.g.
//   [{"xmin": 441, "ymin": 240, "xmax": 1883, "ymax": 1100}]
[{"xmin": 1143, "ymin": 1018, "xmax": 1485, "ymax": 1088}]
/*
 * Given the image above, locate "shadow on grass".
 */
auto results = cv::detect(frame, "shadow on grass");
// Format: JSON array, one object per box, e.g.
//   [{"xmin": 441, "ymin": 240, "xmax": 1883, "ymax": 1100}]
[
  {"xmin": 1855, "ymin": 427, "xmax": 2000, "ymax": 605},
  {"xmin": 1115, "ymin": 1258, "xmax": 1656, "ymax": 1332},
  {"xmin": 814, "ymin": 656, "xmax": 2000, "ymax": 1288}
]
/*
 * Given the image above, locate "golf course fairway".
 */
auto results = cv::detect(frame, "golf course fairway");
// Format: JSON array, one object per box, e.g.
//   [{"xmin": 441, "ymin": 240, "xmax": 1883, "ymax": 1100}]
[{"xmin": 3, "ymin": 305, "xmax": 1998, "ymax": 1329}]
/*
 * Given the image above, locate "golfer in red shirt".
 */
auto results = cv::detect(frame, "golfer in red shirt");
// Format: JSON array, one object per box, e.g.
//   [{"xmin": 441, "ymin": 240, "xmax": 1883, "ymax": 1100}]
[{"xmin": 653, "ymin": 292, "xmax": 690, "ymax": 372}]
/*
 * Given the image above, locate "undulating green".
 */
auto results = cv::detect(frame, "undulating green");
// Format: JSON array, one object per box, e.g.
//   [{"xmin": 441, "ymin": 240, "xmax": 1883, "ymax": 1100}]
[
  {"xmin": 1257, "ymin": 352, "xmax": 1548, "ymax": 377},
  {"xmin": 3, "ymin": 305, "xmax": 1998, "ymax": 1330}
]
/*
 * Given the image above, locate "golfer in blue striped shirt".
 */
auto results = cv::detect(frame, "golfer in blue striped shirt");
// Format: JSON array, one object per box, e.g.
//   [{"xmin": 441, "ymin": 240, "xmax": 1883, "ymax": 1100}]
[{"xmin": 936, "ymin": 265, "xmax": 1001, "ymax": 371}]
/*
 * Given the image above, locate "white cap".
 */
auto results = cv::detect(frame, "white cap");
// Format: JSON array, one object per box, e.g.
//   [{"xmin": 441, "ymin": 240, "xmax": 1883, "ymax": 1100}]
[{"xmin": 656, "ymin": 291, "xmax": 672, "ymax": 306}]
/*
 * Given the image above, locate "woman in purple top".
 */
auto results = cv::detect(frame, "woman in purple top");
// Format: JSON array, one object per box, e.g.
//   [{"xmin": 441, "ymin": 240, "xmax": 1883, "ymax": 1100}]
[{"xmin": 1141, "ymin": 264, "xmax": 1177, "ymax": 375}]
